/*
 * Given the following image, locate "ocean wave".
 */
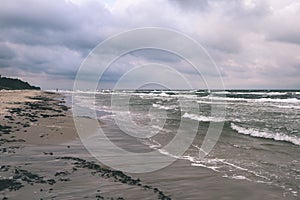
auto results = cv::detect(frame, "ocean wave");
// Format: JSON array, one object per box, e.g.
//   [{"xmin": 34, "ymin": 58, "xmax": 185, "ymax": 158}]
[
  {"xmin": 197, "ymin": 100, "xmax": 230, "ymax": 105},
  {"xmin": 270, "ymin": 104, "xmax": 300, "ymax": 109},
  {"xmin": 203, "ymin": 96, "xmax": 300, "ymax": 104},
  {"xmin": 137, "ymin": 93, "xmax": 174, "ymax": 100},
  {"xmin": 157, "ymin": 149, "xmax": 180, "ymax": 159},
  {"xmin": 254, "ymin": 98, "xmax": 300, "ymax": 103},
  {"xmin": 142, "ymin": 138, "xmax": 272, "ymax": 183},
  {"xmin": 198, "ymin": 97, "xmax": 300, "ymax": 112},
  {"xmin": 152, "ymin": 103, "xmax": 178, "ymax": 110},
  {"xmin": 203, "ymin": 96, "xmax": 248, "ymax": 102},
  {"xmin": 222, "ymin": 174, "xmax": 251, "ymax": 181},
  {"xmin": 265, "ymin": 92, "xmax": 288, "ymax": 96},
  {"xmin": 191, "ymin": 163, "xmax": 221, "ymax": 172},
  {"xmin": 231, "ymin": 123, "xmax": 300, "ymax": 146},
  {"xmin": 211, "ymin": 91, "xmax": 231, "ymax": 95},
  {"xmin": 188, "ymin": 156, "xmax": 269, "ymax": 181},
  {"xmin": 139, "ymin": 138, "xmax": 162, "ymax": 149},
  {"xmin": 228, "ymin": 92, "xmax": 288, "ymax": 96},
  {"xmin": 182, "ymin": 113, "xmax": 224, "ymax": 122}
]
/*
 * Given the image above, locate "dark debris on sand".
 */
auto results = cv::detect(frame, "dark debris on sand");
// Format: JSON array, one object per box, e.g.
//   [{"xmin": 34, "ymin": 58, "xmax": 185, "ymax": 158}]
[
  {"xmin": 0, "ymin": 167, "xmax": 54, "ymax": 192},
  {"xmin": 0, "ymin": 92, "xmax": 71, "ymax": 197},
  {"xmin": 0, "ymin": 92, "xmax": 69, "ymax": 142},
  {"xmin": 0, "ymin": 92, "xmax": 69, "ymax": 156},
  {"xmin": 0, "ymin": 179, "xmax": 23, "ymax": 191},
  {"xmin": 58, "ymin": 157, "xmax": 172, "ymax": 200},
  {"xmin": 0, "ymin": 160, "xmax": 171, "ymax": 200}
]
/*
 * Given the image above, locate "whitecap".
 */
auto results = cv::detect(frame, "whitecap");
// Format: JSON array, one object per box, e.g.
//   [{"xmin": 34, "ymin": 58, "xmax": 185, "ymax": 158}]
[
  {"xmin": 152, "ymin": 103, "xmax": 178, "ymax": 110},
  {"xmin": 231, "ymin": 123, "xmax": 300, "ymax": 146},
  {"xmin": 182, "ymin": 113, "xmax": 224, "ymax": 122}
]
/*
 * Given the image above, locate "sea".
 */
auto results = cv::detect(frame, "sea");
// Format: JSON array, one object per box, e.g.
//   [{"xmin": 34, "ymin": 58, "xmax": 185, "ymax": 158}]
[{"xmin": 57, "ymin": 89, "xmax": 300, "ymax": 198}]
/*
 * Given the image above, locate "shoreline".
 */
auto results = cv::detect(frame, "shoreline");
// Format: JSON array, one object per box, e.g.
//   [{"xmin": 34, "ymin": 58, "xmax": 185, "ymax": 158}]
[
  {"xmin": 0, "ymin": 90, "xmax": 172, "ymax": 200},
  {"xmin": 0, "ymin": 90, "xmax": 297, "ymax": 199}
]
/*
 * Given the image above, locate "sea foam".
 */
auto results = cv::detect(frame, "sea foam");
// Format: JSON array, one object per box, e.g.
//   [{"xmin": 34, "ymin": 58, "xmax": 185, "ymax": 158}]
[
  {"xmin": 182, "ymin": 113, "xmax": 224, "ymax": 122},
  {"xmin": 231, "ymin": 123, "xmax": 300, "ymax": 146}
]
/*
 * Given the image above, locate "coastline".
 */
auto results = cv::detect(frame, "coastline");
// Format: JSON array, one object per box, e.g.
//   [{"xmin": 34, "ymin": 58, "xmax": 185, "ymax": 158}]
[
  {"xmin": 0, "ymin": 90, "xmax": 297, "ymax": 200},
  {"xmin": 0, "ymin": 90, "xmax": 171, "ymax": 200}
]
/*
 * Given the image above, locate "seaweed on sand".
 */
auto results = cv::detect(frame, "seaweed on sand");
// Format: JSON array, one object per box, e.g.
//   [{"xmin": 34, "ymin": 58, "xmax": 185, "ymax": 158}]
[{"xmin": 58, "ymin": 157, "xmax": 172, "ymax": 200}]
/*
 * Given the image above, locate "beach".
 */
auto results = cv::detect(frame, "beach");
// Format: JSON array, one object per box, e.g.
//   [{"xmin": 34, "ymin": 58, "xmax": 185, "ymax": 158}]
[
  {"xmin": 0, "ymin": 90, "xmax": 299, "ymax": 199},
  {"xmin": 0, "ymin": 90, "xmax": 172, "ymax": 200},
  {"xmin": 1, "ymin": 0, "xmax": 300, "ymax": 199}
]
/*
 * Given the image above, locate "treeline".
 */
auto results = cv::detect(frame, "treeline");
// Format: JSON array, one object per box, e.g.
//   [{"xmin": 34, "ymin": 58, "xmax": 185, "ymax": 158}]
[{"xmin": 0, "ymin": 76, "xmax": 40, "ymax": 90}]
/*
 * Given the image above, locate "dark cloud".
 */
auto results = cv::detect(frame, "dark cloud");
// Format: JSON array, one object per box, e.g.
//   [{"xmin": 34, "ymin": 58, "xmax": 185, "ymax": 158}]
[
  {"xmin": 0, "ymin": 0, "xmax": 299, "ymax": 89},
  {"xmin": 0, "ymin": 0, "xmax": 111, "ymax": 51},
  {"xmin": 0, "ymin": 0, "xmax": 80, "ymax": 30},
  {"xmin": 129, "ymin": 49, "xmax": 182, "ymax": 63},
  {"xmin": 169, "ymin": 0, "xmax": 209, "ymax": 11},
  {"xmin": 0, "ymin": 0, "xmax": 113, "ymax": 86},
  {"xmin": 0, "ymin": 43, "xmax": 15, "ymax": 60},
  {"xmin": 266, "ymin": 23, "xmax": 300, "ymax": 45}
]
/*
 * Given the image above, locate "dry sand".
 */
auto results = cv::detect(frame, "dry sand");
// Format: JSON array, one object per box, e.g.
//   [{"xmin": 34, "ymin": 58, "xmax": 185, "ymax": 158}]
[
  {"xmin": 0, "ymin": 90, "xmax": 40, "ymax": 115},
  {"xmin": 0, "ymin": 90, "xmax": 78, "ymax": 144}
]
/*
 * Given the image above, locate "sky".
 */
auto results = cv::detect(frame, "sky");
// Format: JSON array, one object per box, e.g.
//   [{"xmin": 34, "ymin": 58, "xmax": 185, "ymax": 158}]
[{"xmin": 0, "ymin": 0, "xmax": 300, "ymax": 90}]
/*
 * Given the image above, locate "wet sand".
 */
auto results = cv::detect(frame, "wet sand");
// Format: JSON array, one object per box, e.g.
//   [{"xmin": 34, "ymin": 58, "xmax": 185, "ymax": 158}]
[
  {"xmin": 0, "ymin": 91, "xmax": 171, "ymax": 200},
  {"xmin": 0, "ymin": 90, "xmax": 295, "ymax": 199}
]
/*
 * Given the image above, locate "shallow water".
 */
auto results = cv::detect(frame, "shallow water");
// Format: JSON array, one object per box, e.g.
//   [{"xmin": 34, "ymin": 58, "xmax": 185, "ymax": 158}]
[{"xmin": 61, "ymin": 89, "xmax": 300, "ymax": 198}]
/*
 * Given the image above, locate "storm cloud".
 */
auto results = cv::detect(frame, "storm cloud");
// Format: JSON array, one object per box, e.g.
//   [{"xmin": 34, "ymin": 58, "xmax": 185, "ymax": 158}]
[{"xmin": 0, "ymin": 0, "xmax": 299, "ymax": 89}]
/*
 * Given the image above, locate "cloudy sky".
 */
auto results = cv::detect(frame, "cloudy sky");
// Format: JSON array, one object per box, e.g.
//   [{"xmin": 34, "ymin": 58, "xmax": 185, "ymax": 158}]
[{"xmin": 0, "ymin": 0, "xmax": 300, "ymax": 89}]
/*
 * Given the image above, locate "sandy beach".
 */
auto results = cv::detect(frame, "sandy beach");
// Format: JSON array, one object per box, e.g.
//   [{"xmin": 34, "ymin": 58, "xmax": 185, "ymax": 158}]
[
  {"xmin": 0, "ymin": 90, "xmax": 298, "ymax": 200},
  {"xmin": 0, "ymin": 90, "xmax": 172, "ymax": 200},
  {"xmin": 1, "ymin": 0, "xmax": 300, "ymax": 199},
  {"xmin": 0, "ymin": 90, "xmax": 77, "ymax": 144}
]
